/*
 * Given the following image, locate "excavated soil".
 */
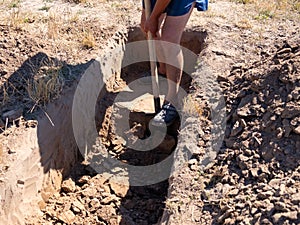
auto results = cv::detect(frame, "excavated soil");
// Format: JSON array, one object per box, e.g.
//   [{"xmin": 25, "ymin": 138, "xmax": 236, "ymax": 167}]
[{"xmin": 0, "ymin": 0, "xmax": 300, "ymax": 225}]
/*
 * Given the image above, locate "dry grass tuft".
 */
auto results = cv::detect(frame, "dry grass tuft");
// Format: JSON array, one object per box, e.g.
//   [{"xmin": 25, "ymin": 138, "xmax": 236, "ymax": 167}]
[
  {"xmin": 47, "ymin": 13, "xmax": 59, "ymax": 39},
  {"xmin": 81, "ymin": 31, "xmax": 96, "ymax": 49},
  {"xmin": 27, "ymin": 63, "xmax": 65, "ymax": 106},
  {"xmin": 235, "ymin": 18, "xmax": 253, "ymax": 29},
  {"xmin": 1, "ymin": 83, "xmax": 10, "ymax": 105},
  {"xmin": 182, "ymin": 95, "xmax": 203, "ymax": 117},
  {"xmin": 8, "ymin": 8, "xmax": 23, "ymax": 29}
]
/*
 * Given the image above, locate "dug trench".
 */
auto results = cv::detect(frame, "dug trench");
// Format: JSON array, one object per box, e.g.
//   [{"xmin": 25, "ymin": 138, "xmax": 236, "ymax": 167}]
[{"xmin": 0, "ymin": 26, "xmax": 208, "ymax": 224}]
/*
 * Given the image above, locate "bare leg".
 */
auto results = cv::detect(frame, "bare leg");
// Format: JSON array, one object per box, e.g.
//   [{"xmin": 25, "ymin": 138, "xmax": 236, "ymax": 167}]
[{"xmin": 160, "ymin": 6, "xmax": 194, "ymax": 105}]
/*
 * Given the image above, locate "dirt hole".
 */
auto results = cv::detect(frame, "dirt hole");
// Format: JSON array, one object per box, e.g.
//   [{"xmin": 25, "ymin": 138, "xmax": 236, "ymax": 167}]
[{"xmin": 23, "ymin": 27, "xmax": 207, "ymax": 224}]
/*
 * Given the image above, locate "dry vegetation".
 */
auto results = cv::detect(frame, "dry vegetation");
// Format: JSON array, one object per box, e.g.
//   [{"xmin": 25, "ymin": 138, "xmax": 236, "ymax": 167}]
[
  {"xmin": 232, "ymin": 0, "xmax": 300, "ymax": 19},
  {"xmin": 0, "ymin": 0, "xmax": 130, "ymax": 114}
]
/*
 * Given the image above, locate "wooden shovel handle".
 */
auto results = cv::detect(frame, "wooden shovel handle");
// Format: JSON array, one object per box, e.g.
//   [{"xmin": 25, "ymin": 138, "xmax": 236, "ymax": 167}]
[{"xmin": 144, "ymin": 0, "xmax": 161, "ymax": 113}]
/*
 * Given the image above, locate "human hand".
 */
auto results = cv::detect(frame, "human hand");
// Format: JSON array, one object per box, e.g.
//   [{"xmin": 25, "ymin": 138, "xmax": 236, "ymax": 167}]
[{"xmin": 144, "ymin": 16, "xmax": 159, "ymax": 38}]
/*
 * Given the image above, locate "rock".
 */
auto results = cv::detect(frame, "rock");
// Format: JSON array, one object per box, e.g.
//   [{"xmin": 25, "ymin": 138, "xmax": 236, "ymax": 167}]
[
  {"xmin": 62, "ymin": 201, "xmax": 72, "ymax": 212},
  {"xmin": 124, "ymin": 123, "xmax": 146, "ymax": 146},
  {"xmin": 250, "ymin": 207, "xmax": 258, "ymax": 215},
  {"xmin": 291, "ymin": 193, "xmax": 300, "ymax": 204},
  {"xmin": 228, "ymin": 189, "xmax": 239, "ymax": 197},
  {"xmin": 45, "ymin": 207, "xmax": 56, "ymax": 218},
  {"xmin": 101, "ymin": 195, "xmax": 118, "ymax": 205},
  {"xmin": 281, "ymin": 103, "xmax": 300, "ymax": 119},
  {"xmin": 230, "ymin": 120, "xmax": 244, "ymax": 137},
  {"xmin": 272, "ymin": 211, "xmax": 298, "ymax": 223},
  {"xmin": 72, "ymin": 199, "xmax": 85, "ymax": 212},
  {"xmin": 188, "ymin": 159, "xmax": 198, "ymax": 165},
  {"xmin": 235, "ymin": 202, "xmax": 245, "ymax": 209},
  {"xmin": 277, "ymin": 47, "xmax": 291, "ymax": 57},
  {"xmin": 78, "ymin": 175, "xmax": 91, "ymax": 184},
  {"xmin": 237, "ymin": 95, "xmax": 257, "ymax": 117},
  {"xmin": 250, "ymin": 167, "xmax": 259, "ymax": 177},
  {"xmin": 224, "ymin": 217, "xmax": 235, "ymax": 225},
  {"xmin": 57, "ymin": 210, "xmax": 76, "ymax": 224},
  {"xmin": 225, "ymin": 137, "xmax": 236, "ymax": 148},
  {"xmin": 282, "ymin": 119, "xmax": 293, "ymax": 137},
  {"xmin": 188, "ymin": 158, "xmax": 199, "ymax": 171},
  {"xmin": 290, "ymin": 117, "xmax": 298, "ymax": 126},
  {"xmin": 268, "ymin": 178, "xmax": 281, "ymax": 189},
  {"xmin": 90, "ymin": 198, "xmax": 101, "ymax": 209},
  {"xmin": 41, "ymin": 191, "xmax": 53, "ymax": 203},
  {"xmin": 237, "ymin": 154, "xmax": 249, "ymax": 170},
  {"xmin": 217, "ymin": 209, "xmax": 234, "ymax": 223},
  {"xmin": 93, "ymin": 173, "xmax": 111, "ymax": 186},
  {"xmin": 293, "ymin": 125, "xmax": 300, "ymax": 135},
  {"xmin": 253, "ymin": 136, "xmax": 261, "ymax": 146},
  {"xmin": 97, "ymin": 204, "xmax": 116, "ymax": 221},
  {"xmin": 276, "ymin": 127, "xmax": 284, "ymax": 138},
  {"xmin": 261, "ymin": 218, "xmax": 272, "ymax": 225},
  {"xmin": 82, "ymin": 186, "xmax": 97, "ymax": 197},
  {"xmin": 274, "ymin": 201, "xmax": 287, "ymax": 212},
  {"xmin": 109, "ymin": 181, "xmax": 128, "ymax": 197},
  {"xmin": 244, "ymin": 149, "xmax": 252, "ymax": 156},
  {"xmin": 275, "ymin": 184, "xmax": 287, "ymax": 197},
  {"xmin": 61, "ymin": 178, "xmax": 76, "ymax": 193}
]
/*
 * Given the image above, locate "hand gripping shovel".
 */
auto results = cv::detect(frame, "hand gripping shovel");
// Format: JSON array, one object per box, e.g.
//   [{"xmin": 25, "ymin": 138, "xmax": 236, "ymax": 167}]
[{"xmin": 144, "ymin": 0, "xmax": 161, "ymax": 114}]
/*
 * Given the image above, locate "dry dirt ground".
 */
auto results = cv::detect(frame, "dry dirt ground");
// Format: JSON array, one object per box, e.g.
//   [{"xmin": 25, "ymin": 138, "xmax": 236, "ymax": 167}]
[{"xmin": 0, "ymin": 0, "xmax": 300, "ymax": 224}]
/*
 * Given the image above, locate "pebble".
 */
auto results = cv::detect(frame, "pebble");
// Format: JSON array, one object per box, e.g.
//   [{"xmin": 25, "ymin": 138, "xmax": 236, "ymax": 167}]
[
  {"xmin": 100, "ymin": 195, "xmax": 118, "ymax": 205},
  {"xmin": 230, "ymin": 120, "xmax": 244, "ymax": 137},
  {"xmin": 72, "ymin": 199, "xmax": 85, "ymax": 212},
  {"xmin": 293, "ymin": 125, "xmax": 300, "ymax": 134},
  {"xmin": 272, "ymin": 211, "xmax": 298, "ymax": 223},
  {"xmin": 61, "ymin": 178, "xmax": 76, "ymax": 193},
  {"xmin": 57, "ymin": 210, "xmax": 76, "ymax": 224},
  {"xmin": 109, "ymin": 181, "xmax": 128, "ymax": 198},
  {"xmin": 90, "ymin": 198, "xmax": 101, "ymax": 208},
  {"xmin": 78, "ymin": 175, "xmax": 91, "ymax": 184},
  {"xmin": 291, "ymin": 193, "xmax": 300, "ymax": 204}
]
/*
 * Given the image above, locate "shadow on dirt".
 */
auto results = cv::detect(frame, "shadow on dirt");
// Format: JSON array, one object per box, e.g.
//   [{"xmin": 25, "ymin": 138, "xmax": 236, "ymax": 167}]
[
  {"xmin": 0, "ymin": 51, "xmax": 94, "ymax": 192},
  {"xmin": 0, "ymin": 25, "xmax": 208, "ymax": 224}
]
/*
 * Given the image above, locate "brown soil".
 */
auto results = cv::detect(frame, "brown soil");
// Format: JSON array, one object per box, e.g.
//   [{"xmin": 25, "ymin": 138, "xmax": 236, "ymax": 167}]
[{"xmin": 0, "ymin": 0, "xmax": 300, "ymax": 224}]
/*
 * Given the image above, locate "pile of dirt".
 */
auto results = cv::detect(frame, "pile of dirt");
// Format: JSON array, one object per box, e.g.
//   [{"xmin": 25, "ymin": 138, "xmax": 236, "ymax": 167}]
[
  {"xmin": 28, "ymin": 87, "xmax": 180, "ymax": 224},
  {"xmin": 27, "ymin": 162, "xmax": 167, "ymax": 225},
  {"xmin": 164, "ymin": 38, "xmax": 300, "ymax": 225}
]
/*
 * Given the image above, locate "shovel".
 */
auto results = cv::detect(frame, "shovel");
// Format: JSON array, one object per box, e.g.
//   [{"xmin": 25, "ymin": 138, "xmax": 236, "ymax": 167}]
[{"xmin": 144, "ymin": 0, "xmax": 161, "ymax": 114}]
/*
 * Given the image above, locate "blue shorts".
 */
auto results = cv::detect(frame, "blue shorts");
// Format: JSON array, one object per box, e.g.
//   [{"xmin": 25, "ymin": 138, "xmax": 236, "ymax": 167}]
[{"xmin": 142, "ymin": 0, "xmax": 208, "ymax": 16}]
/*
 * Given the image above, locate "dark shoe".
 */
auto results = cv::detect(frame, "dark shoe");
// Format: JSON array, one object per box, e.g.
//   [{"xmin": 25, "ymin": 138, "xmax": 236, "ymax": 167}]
[
  {"xmin": 138, "ymin": 70, "xmax": 166, "ymax": 84},
  {"xmin": 152, "ymin": 102, "xmax": 179, "ymax": 127}
]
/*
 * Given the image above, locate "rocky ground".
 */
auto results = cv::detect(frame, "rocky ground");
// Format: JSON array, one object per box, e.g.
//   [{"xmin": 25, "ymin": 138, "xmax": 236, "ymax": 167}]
[
  {"xmin": 165, "ymin": 37, "xmax": 300, "ymax": 225},
  {"xmin": 0, "ymin": 0, "xmax": 300, "ymax": 224}
]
